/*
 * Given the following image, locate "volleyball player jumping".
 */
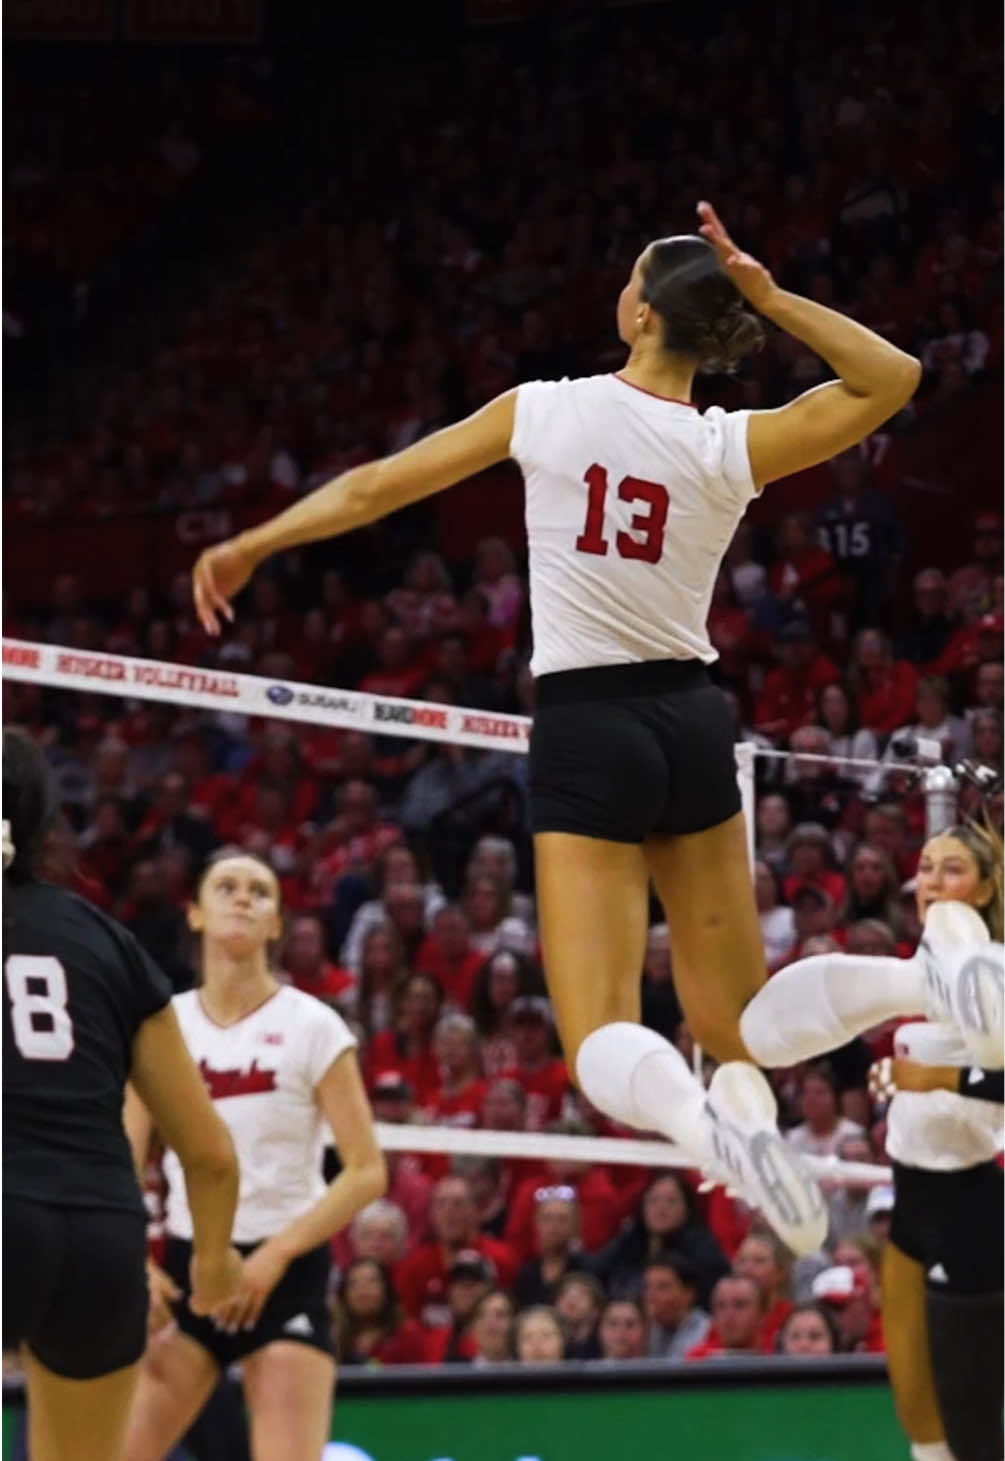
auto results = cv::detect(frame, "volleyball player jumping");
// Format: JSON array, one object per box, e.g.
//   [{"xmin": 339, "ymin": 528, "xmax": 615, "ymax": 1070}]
[{"xmin": 193, "ymin": 201, "xmax": 929, "ymax": 1254}]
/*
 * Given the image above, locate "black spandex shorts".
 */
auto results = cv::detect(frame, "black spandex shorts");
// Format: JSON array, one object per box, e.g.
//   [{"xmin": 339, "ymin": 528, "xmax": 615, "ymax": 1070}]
[
  {"xmin": 530, "ymin": 658, "xmax": 741, "ymax": 842},
  {"xmin": 889, "ymin": 1160, "xmax": 1005, "ymax": 1294},
  {"xmin": 164, "ymin": 1236, "xmax": 333, "ymax": 1368},
  {"xmin": 3, "ymin": 1197, "xmax": 148, "ymax": 1378}
]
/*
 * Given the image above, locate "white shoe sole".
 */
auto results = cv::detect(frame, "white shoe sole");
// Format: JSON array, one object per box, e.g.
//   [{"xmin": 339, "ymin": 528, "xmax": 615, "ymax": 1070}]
[
  {"xmin": 921, "ymin": 902, "xmax": 1002, "ymax": 1068},
  {"xmin": 702, "ymin": 1062, "xmax": 828, "ymax": 1257}
]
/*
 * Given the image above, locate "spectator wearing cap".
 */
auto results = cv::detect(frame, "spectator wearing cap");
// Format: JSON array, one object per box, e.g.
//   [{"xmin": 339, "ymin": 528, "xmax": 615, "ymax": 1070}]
[
  {"xmin": 733, "ymin": 1232, "xmax": 794, "ymax": 1352},
  {"xmin": 598, "ymin": 1298, "xmax": 647, "ymax": 1361},
  {"xmin": 895, "ymin": 569, "xmax": 955, "ymax": 668},
  {"xmin": 848, "ymin": 628, "xmax": 920, "ymax": 735},
  {"xmin": 753, "ymin": 620, "xmax": 841, "ymax": 745},
  {"xmin": 590, "ymin": 1173, "xmax": 729, "ymax": 1310},
  {"xmin": 394, "ymin": 1176, "xmax": 517, "ymax": 1330},
  {"xmin": 414, "ymin": 905, "xmax": 485, "ymax": 1011},
  {"xmin": 512, "ymin": 1188, "xmax": 587, "ymax": 1308},
  {"xmin": 643, "ymin": 1255, "xmax": 711, "ymax": 1361},
  {"xmin": 786, "ymin": 1063, "xmax": 866, "ymax": 1160},
  {"xmin": 685, "ymin": 1276, "xmax": 766, "ymax": 1360},
  {"xmin": 504, "ymin": 1118, "xmax": 620, "ymax": 1262},
  {"xmin": 282, "ymin": 912, "xmax": 355, "ymax": 1009},
  {"xmin": 498, "ymin": 997, "xmax": 569, "ymax": 1131},
  {"xmin": 422, "ymin": 1249, "xmax": 497, "ymax": 1363},
  {"xmin": 335, "ymin": 1258, "xmax": 428, "ymax": 1366},
  {"xmin": 471, "ymin": 950, "xmax": 547, "ymax": 1077},
  {"xmin": 782, "ymin": 823, "xmax": 848, "ymax": 909},
  {"xmin": 554, "ymin": 1272, "xmax": 604, "ymax": 1360},
  {"xmin": 811, "ymin": 1264, "xmax": 885, "ymax": 1353},
  {"xmin": 367, "ymin": 972, "xmax": 443, "ymax": 1105}
]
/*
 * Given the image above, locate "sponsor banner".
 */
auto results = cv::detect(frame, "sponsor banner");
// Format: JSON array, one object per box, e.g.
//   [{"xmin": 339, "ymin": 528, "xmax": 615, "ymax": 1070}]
[
  {"xmin": 123, "ymin": 0, "xmax": 262, "ymax": 43},
  {"xmin": 6, "ymin": 0, "xmax": 115, "ymax": 41},
  {"xmin": 0, "ymin": 640, "xmax": 530, "ymax": 753}
]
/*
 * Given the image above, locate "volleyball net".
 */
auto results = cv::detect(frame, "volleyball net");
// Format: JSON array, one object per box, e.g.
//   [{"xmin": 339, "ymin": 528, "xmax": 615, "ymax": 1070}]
[{"xmin": 3, "ymin": 634, "xmax": 957, "ymax": 1190}]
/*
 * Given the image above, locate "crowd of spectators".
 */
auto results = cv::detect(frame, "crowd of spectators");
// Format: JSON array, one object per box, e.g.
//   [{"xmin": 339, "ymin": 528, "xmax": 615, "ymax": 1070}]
[{"xmin": 3, "ymin": 0, "xmax": 1003, "ymax": 1379}]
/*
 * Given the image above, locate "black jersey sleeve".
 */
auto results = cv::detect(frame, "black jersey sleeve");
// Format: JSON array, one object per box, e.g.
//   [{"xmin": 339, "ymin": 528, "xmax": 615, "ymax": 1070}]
[
  {"xmin": 957, "ymin": 1067, "xmax": 1005, "ymax": 1104},
  {"xmin": 104, "ymin": 917, "xmax": 174, "ymax": 1031}
]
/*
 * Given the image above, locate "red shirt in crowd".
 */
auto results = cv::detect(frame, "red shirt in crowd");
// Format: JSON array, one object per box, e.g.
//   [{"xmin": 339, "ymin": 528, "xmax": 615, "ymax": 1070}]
[
  {"xmin": 498, "ymin": 1059, "xmax": 570, "ymax": 1131},
  {"xmin": 422, "ymin": 1326, "xmax": 479, "ymax": 1364},
  {"xmin": 754, "ymin": 656, "xmax": 841, "ymax": 742},
  {"xmin": 367, "ymin": 1031, "xmax": 441, "ymax": 1106},
  {"xmin": 421, "ymin": 1079, "xmax": 489, "ymax": 1181},
  {"xmin": 415, "ymin": 935, "xmax": 485, "ymax": 1011},
  {"xmin": 395, "ymin": 1236, "xmax": 518, "ymax": 1328},
  {"xmin": 854, "ymin": 661, "xmax": 920, "ymax": 735},
  {"xmin": 288, "ymin": 962, "xmax": 356, "ymax": 1005},
  {"xmin": 759, "ymin": 1299, "xmax": 795, "ymax": 1353},
  {"xmin": 362, "ymin": 1319, "xmax": 429, "ymax": 1366},
  {"xmin": 503, "ymin": 1168, "xmax": 622, "ymax": 1264}
]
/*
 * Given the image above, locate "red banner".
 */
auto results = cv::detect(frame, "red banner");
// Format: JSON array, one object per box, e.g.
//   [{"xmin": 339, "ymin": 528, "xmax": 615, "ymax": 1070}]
[
  {"xmin": 5, "ymin": 0, "xmax": 115, "ymax": 40},
  {"xmin": 123, "ymin": 0, "xmax": 261, "ymax": 43}
]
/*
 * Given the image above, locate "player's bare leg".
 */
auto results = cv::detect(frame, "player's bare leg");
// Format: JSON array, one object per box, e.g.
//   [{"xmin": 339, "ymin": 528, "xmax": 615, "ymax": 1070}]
[
  {"xmin": 121, "ymin": 1326, "xmax": 220, "ymax": 1461},
  {"xmin": 644, "ymin": 812, "xmax": 765, "ymax": 1062},
  {"xmin": 881, "ymin": 1241, "xmax": 948, "ymax": 1455},
  {"xmin": 22, "ymin": 1350, "xmax": 140, "ymax": 1461},
  {"xmin": 242, "ymin": 1341, "xmax": 335, "ymax": 1461},
  {"xmin": 644, "ymin": 813, "xmax": 826, "ymax": 1253}
]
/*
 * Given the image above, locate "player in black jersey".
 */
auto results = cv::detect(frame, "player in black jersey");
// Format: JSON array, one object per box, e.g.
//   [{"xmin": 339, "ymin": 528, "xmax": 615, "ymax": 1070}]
[{"xmin": 2, "ymin": 728, "xmax": 243, "ymax": 1461}]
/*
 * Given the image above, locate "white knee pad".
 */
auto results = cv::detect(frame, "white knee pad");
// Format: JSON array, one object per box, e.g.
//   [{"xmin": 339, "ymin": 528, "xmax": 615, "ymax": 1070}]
[
  {"xmin": 910, "ymin": 1443, "xmax": 956, "ymax": 1461},
  {"xmin": 575, "ymin": 1022, "xmax": 671, "ymax": 1129}
]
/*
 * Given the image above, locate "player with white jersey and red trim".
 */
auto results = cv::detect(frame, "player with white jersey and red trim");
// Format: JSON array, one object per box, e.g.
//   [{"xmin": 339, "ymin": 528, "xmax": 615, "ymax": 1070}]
[
  {"xmin": 123, "ymin": 848, "xmax": 386, "ymax": 1461},
  {"xmin": 191, "ymin": 201, "xmax": 923, "ymax": 1256}
]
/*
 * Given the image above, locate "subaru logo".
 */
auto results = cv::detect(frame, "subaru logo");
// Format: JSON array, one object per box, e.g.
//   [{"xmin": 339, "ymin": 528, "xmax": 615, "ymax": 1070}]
[{"xmin": 266, "ymin": 684, "xmax": 294, "ymax": 706}]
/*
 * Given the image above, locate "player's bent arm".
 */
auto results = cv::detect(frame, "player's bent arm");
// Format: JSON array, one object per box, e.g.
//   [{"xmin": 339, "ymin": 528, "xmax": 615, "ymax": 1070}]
[
  {"xmin": 267, "ymin": 1047, "xmax": 387, "ymax": 1265},
  {"xmin": 130, "ymin": 1003, "xmax": 239, "ymax": 1258},
  {"xmin": 245, "ymin": 389, "xmax": 516, "ymax": 558},
  {"xmin": 747, "ymin": 290, "xmax": 921, "ymax": 487},
  {"xmin": 123, "ymin": 1079, "xmax": 155, "ymax": 1180}
]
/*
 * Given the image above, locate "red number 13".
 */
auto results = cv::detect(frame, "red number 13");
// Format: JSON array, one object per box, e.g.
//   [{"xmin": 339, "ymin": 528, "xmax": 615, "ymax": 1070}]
[{"xmin": 574, "ymin": 464, "xmax": 669, "ymax": 565}]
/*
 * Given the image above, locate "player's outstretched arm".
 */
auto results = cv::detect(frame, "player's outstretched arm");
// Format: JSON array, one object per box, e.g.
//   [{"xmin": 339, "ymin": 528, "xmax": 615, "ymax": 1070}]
[
  {"xmin": 697, "ymin": 201, "xmax": 921, "ymax": 488},
  {"xmin": 131, "ymin": 1004, "xmax": 243, "ymax": 1313},
  {"xmin": 192, "ymin": 390, "xmax": 517, "ymax": 634}
]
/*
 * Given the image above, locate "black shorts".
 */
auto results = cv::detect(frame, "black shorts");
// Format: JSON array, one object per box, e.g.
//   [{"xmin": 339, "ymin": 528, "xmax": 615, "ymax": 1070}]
[
  {"xmin": 164, "ymin": 1236, "xmax": 333, "ymax": 1368},
  {"xmin": 889, "ymin": 1160, "xmax": 1005, "ymax": 1294},
  {"xmin": 3, "ymin": 1197, "xmax": 148, "ymax": 1378},
  {"xmin": 530, "ymin": 658, "xmax": 741, "ymax": 842}
]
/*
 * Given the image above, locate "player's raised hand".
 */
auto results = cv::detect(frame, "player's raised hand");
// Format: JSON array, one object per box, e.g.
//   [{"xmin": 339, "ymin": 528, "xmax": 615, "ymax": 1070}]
[
  {"xmin": 697, "ymin": 201, "xmax": 777, "ymax": 313},
  {"xmin": 192, "ymin": 537, "xmax": 256, "ymax": 636}
]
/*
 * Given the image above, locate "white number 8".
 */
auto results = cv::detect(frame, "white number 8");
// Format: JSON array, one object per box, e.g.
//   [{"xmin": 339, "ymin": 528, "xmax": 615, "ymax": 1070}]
[{"xmin": 5, "ymin": 956, "xmax": 75, "ymax": 1061}]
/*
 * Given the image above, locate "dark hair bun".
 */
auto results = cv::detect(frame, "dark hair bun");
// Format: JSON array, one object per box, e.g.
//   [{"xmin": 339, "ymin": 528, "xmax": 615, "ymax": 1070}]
[{"xmin": 641, "ymin": 235, "xmax": 765, "ymax": 374}]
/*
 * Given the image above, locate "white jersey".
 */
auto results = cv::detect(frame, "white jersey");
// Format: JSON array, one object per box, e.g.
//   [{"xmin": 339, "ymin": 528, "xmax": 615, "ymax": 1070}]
[
  {"xmin": 511, "ymin": 373, "xmax": 757, "ymax": 677},
  {"xmin": 163, "ymin": 985, "xmax": 357, "ymax": 1244},
  {"xmin": 886, "ymin": 1021, "xmax": 1002, "ymax": 1172}
]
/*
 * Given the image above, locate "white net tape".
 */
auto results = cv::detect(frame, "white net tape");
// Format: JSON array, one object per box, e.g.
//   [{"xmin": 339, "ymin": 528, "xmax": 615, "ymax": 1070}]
[{"xmin": 3, "ymin": 638, "xmax": 896, "ymax": 1189}]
